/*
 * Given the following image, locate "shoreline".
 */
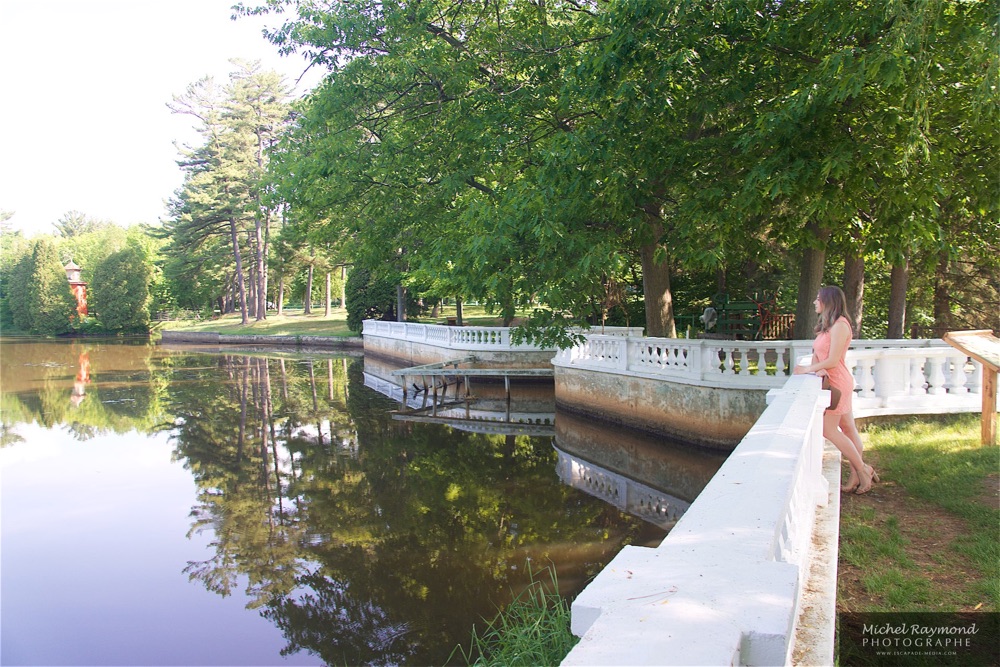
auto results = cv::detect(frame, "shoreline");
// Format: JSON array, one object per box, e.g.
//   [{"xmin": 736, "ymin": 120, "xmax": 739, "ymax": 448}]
[{"xmin": 158, "ymin": 330, "xmax": 364, "ymax": 349}]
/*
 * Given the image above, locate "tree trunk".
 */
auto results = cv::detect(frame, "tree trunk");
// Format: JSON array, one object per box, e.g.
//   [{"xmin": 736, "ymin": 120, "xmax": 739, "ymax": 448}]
[
  {"xmin": 888, "ymin": 258, "xmax": 909, "ymax": 338},
  {"xmin": 340, "ymin": 265, "xmax": 347, "ymax": 308},
  {"xmin": 932, "ymin": 251, "xmax": 952, "ymax": 338},
  {"xmin": 324, "ymin": 272, "xmax": 331, "ymax": 317},
  {"xmin": 248, "ymin": 263, "xmax": 257, "ymax": 318},
  {"xmin": 304, "ymin": 264, "xmax": 313, "ymax": 315},
  {"xmin": 792, "ymin": 223, "xmax": 830, "ymax": 339},
  {"xmin": 254, "ymin": 212, "xmax": 267, "ymax": 321},
  {"xmin": 843, "ymin": 252, "xmax": 865, "ymax": 335},
  {"xmin": 715, "ymin": 268, "xmax": 726, "ymax": 295},
  {"xmin": 229, "ymin": 218, "xmax": 249, "ymax": 324},
  {"xmin": 456, "ymin": 297, "xmax": 464, "ymax": 326},
  {"xmin": 276, "ymin": 275, "xmax": 284, "ymax": 315},
  {"xmin": 396, "ymin": 285, "xmax": 406, "ymax": 322},
  {"xmin": 640, "ymin": 219, "xmax": 675, "ymax": 337}
]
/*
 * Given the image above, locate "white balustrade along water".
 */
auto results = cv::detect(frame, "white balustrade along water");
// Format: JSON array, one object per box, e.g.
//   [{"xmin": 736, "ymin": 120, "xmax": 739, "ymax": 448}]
[
  {"xmin": 554, "ymin": 335, "xmax": 996, "ymax": 415},
  {"xmin": 553, "ymin": 335, "xmax": 816, "ymax": 389},
  {"xmin": 563, "ymin": 374, "xmax": 833, "ymax": 666},
  {"xmin": 362, "ymin": 320, "xmax": 643, "ymax": 351}
]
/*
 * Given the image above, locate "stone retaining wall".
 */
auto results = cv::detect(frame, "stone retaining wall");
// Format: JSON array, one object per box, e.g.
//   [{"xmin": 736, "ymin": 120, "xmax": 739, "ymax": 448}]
[
  {"xmin": 160, "ymin": 330, "xmax": 363, "ymax": 349},
  {"xmin": 362, "ymin": 329, "xmax": 555, "ymax": 368},
  {"xmin": 555, "ymin": 365, "xmax": 766, "ymax": 451}
]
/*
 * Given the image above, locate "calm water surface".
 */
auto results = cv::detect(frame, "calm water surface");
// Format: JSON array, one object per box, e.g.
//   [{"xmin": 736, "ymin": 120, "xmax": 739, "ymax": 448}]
[{"xmin": 0, "ymin": 338, "xmax": 724, "ymax": 666}]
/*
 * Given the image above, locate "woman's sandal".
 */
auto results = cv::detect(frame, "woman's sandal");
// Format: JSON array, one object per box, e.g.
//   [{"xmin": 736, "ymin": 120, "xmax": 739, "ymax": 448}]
[{"xmin": 855, "ymin": 468, "xmax": 877, "ymax": 495}]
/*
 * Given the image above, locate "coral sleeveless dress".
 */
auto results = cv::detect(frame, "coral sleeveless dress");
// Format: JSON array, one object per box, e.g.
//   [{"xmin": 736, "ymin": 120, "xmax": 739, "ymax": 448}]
[{"xmin": 812, "ymin": 316, "xmax": 854, "ymax": 415}]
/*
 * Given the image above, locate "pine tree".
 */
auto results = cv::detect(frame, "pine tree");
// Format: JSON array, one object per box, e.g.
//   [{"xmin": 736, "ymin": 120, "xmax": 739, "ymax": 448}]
[{"xmin": 26, "ymin": 238, "xmax": 77, "ymax": 335}]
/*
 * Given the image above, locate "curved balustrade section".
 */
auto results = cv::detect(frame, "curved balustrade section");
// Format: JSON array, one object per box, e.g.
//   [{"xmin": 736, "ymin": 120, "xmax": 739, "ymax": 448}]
[
  {"xmin": 363, "ymin": 320, "xmax": 643, "ymax": 351},
  {"xmin": 554, "ymin": 335, "xmax": 816, "ymax": 389}
]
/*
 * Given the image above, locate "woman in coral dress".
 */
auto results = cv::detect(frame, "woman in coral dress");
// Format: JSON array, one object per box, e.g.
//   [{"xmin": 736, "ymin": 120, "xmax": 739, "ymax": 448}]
[{"xmin": 794, "ymin": 286, "xmax": 877, "ymax": 494}]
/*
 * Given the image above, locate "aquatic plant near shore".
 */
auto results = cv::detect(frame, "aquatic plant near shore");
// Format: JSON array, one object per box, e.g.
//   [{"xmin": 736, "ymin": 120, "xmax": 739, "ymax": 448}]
[{"xmin": 454, "ymin": 563, "xmax": 578, "ymax": 667}]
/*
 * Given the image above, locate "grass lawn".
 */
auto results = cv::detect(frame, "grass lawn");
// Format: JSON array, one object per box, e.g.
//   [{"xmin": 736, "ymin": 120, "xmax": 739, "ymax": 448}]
[
  {"xmin": 157, "ymin": 304, "xmax": 526, "ymax": 338},
  {"xmin": 838, "ymin": 413, "xmax": 999, "ymax": 613},
  {"xmin": 158, "ymin": 308, "xmax": 356, "ymax": 337}
]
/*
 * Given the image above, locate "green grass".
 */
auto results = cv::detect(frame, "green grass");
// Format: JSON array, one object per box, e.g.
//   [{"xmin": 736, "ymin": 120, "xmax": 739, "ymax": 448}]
[
  {"xmin": 158, "ymin": 303, "xmax": 531, "ymax": 338},
  {"xmin": 839, "ymin": 413, "xmax": 1000, "ymax": 612},
  {"xmin": 157, "ymin": 307, "xmax": 355, "ymax": 337},
  {"xmin": 453, "ymin": 564, "xmax": 579, "ymax": 667}
]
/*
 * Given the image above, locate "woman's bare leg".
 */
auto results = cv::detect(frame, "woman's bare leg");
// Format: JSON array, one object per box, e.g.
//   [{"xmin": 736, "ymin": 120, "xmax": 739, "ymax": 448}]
[
  {"xmin": 824, "ymin": 412, "xmax": 872, "ymax": 493},
  {"xmin": 839, "ymin": 412, "xmax": 866, "ymax": 490}
]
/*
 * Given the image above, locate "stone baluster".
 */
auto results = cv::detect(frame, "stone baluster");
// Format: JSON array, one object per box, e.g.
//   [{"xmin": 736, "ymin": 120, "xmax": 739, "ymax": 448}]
[
  {"xmin": 857, "ymin": 358, "xmax": 876, "ymax": 398},
  {"xmin": 967, "ymin": 361, "xmax": 983, "ymax": 396},
  {"xmin": 703, "ymin": 345, "xmax": 720, "ymax": 376},
  {"xmin": 754, "ymin": 345, "xmax": 767, "ymax": 376},
  {"xmin": 947, "ymin": 355, "xmax": 969, "ymax": 394},
  {"xmin": 723, "ymin": 348, "xmax": 735, "ymax": 375},
  {"xmin": 647, "ymin": 343, "xmax": 659, "ymax": 368},
  {"xmin": 926, "ymin": 355, "xmax": 947, "ymax": 395}
]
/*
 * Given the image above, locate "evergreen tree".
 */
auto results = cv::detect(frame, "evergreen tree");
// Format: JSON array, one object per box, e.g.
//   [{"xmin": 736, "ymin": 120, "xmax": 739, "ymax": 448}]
[
  {"xmin": 90, "ymin": 245, "xmax": 154, "ymax": 333},
  {"xmin": 25, "ymin": 237, "xmax": 77, "ymax": 335},
  {"xmin": 4, "ymin": 252, "xmax": 33, "ymax": 332}
]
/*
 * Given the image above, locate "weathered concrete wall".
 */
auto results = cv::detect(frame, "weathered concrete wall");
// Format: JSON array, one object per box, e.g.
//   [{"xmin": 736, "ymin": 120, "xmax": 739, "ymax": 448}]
[
  {"xmin": 363, "ymin": 334, "xmax": 554, "ymax": 369},
  {"xmin": 555, "ymin": 366, "xmax": 768, "ymax": 450},
  {"xmin": 160, "ymin": 330, "xmax": 364, "ymax": 349}
]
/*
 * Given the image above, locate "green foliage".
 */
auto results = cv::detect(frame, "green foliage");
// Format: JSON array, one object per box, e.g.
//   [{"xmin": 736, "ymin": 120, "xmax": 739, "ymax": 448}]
[
  {"xmin": 20, "ymin": 238, "xmax": 78, "ymax": 335},
  {"xmin": 57, "ymin": 221, "xmax": 129, "ymax": 280},
  {"xmin": 240, "ymin": 0, "xmax": 997, "ymax": 338},
  {"xmin": 345, "ymin": 265, "xmax": 399, "ymax": 332},
  {"xmin": 455, "ymin": 563, "xmax": 578, "ymax": 667},
  {"xmin": 90, "ymin": 245, "xmax": 154, "ymax": 333},
  {"xmin": 163, "ymin": 62, "xmax": 292, "ymax": 320},
  {"xmin": 2, "ymin": 243, "xmax": 33, "ymax": 332}
]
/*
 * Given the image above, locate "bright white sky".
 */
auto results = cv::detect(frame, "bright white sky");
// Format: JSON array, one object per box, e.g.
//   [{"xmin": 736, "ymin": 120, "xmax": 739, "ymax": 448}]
[{"xmin": 0, "ymin": 0, "xmax": 322, "ymax": 237}]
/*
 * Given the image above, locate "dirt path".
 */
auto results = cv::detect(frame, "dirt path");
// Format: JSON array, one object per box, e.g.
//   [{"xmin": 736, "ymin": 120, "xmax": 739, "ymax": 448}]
[{"xmin": 837, "ymin": 451, "xmax": 998, "ymax": 613}]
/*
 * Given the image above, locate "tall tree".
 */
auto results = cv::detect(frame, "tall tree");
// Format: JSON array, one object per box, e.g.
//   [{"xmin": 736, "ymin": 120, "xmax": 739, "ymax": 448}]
[
  {"xmin": 25, "ymin": 237, "xmax": 78, "ymax": 335},
  {"xmin": 53, "ymin": 211, "xmax": 108, "ymax": 239},
  {"xmin": 166, "ymin": 63, "xmax": 291, "ymax": 324},
  {"xmin": 90, "ymin": 245, "xmax": 154, "ymax": 333}
]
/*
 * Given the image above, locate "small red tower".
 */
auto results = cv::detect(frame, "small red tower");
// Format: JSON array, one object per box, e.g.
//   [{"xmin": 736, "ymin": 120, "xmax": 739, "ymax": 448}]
[{"xmin": 64, "ymin": 260, "xmax": 88, "ymax": 316}]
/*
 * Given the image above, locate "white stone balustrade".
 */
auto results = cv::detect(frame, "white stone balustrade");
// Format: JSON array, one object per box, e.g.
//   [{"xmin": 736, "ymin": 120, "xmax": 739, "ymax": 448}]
[
  {"xmin": 554, "ymin": 335, "xmax": 995, "ymax": 415},
  {"xmin": 847, "ymin": 346, "xmax": 987, "ymax": 417},
  {"xmin": 556, "ymin": 335, "xmax": 816, "ymax": 389},
  {"xmin": 562, "ymin": 374, "xmax": 832, "ymax": 666},
  {"xmin": 362, "ymin": 320, "xmax": 642, "ymax": 351}
]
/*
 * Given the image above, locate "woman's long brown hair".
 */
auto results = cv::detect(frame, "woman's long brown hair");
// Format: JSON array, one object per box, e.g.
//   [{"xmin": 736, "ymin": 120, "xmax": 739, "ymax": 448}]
[{"xmin": 815, "ymin": 285, "xmax": 849, "ymax": 333}]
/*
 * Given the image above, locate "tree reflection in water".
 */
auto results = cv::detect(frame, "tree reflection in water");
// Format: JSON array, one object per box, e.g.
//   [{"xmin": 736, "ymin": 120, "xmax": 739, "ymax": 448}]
[
  {"xmin": 167, "ymin": 352, "xmax": 663, "ymax": 665},
  {"xmin": 1, "ymin": 342, "xmax": 678, "ymax": 665}
]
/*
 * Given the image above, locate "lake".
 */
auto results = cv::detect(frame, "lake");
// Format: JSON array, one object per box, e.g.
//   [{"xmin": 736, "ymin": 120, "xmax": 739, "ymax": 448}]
[{"xmin": 0, "ymin": 338, "xmax": 724, "ymax": 666}]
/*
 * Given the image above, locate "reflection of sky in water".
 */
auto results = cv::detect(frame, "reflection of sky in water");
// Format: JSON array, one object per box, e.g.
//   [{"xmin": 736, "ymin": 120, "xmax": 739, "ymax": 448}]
[{"xmin": 0, "ymin": 424, "xmax": 315, "ymax": 666}]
